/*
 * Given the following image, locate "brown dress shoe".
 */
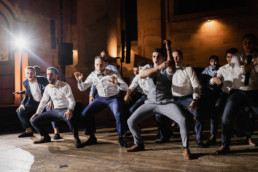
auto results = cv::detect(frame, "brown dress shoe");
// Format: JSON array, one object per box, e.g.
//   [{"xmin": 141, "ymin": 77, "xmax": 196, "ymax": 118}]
[
  {"xmin": 183, "ymin": 148, "xmax": 191, "ymax": 159},
  {"xmin": 34, "ymin": 136, "xmax": 51, "ymax": 144},
  {"xmin": 216, "ymin": 146, "xmax": 230, "ymax": 154},
  {"xmin": 126, "ymin": 144, "xmax": 145, "ymax": 152},
  {"xmin": 247, "ymin": 138, "xmax": 256, "ymax": 147}
]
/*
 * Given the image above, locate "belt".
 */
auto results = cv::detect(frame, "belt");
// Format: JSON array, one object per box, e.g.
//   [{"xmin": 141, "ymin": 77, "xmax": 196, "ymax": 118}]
[{"xmin": 173, "ymin": 94, "xmax": 192, "ymax": 100}]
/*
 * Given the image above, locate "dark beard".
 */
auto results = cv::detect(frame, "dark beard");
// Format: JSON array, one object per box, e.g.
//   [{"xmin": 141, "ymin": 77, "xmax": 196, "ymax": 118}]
[{"xmin": 50, "ymin": 79, "xmax": 56, "ymax": 84}]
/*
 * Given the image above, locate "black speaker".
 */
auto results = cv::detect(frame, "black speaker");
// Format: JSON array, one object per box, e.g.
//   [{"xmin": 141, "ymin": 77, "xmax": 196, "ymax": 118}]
[
  {"xmin": 50, "ymin": 20, "xmax": 56, "ymax": 49},
  {"xmin": 125, "ymin": 38, "xmax": 131, "ymax": 64},
  {"xmin": 58, "ymin": 43, "xmax": 73, "ymax": 65},
  {"xmin": 121, "ymin": 30, "xmax": 125, "ymax": 63}
]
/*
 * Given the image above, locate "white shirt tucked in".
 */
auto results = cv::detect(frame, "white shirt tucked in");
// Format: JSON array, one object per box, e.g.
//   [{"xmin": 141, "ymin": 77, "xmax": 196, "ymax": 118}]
[
  {"xmin": 210, "ymin": 63, "xmax": 233, "ymax": 94},
  {"xmin": 129, "ymin": 74, "xmax": 149, "ymax": 95},
  {"xmin": 78, "ymin": 69, "xmax": 128, "ymax": 97},
  {"xmin": 172, "ymin": 66, "xmax": 201, "ymax": 100},
  {"xmin": 36, "ymin": 80, "xmax": 76, "ymax": 114},
  {"xmin": 231, "ymin": 54, "xmax": 258, "ymax": 91},
  {"xmin": 29, "ymin": 80, "xmax": 42, "ymax": 102}
]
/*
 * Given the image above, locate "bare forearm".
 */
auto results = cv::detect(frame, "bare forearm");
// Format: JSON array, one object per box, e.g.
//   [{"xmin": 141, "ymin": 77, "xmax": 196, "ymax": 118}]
[
  {"xmin": 166, "ymin": 47, "xmax": 172, "ymax": 61},
  {"xmin": 140, "ymin": 66, "xmax": 160, "ymax": 78},
  {"xmin": 166, "ymin": 47, "xmax": 175, "ymax": 72},
  {"xmin": 167, "ymin": 60, "xmax": 175, "ymax": 73},
  {"xmin": 126, "ymin": 89, "xmax": 132, "ymax": 96},
  {"xmin": 243, "ymin": 61, "xmax": 257, "ymax": 72}
]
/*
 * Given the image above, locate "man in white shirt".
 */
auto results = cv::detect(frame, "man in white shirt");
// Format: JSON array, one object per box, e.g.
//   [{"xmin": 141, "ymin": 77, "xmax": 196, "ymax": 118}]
[
  {"xmin": 155, "ymin": 49, "xmax": 203, "ymax": 147},
  {"xmin": 124, "ymin": 62, "xmax": 148, "ymax": 114},
  {"xmin": 89, "ymin": 51, "xmax": 121, "ymax": 103},
  {"xmin": 16, "ymin": 66, "xmax": 53, "ymax": 138},
  {"xmin": 30, "ymin": 67, "xmax": 81, "ymax": 148},
  {"xmin": 204, "ymin": 48, "xmax": 237, "ymax": 146},
  {"xmin": 126, "ymin": 40, "xmax": 191, "ymax": 159},
  {"xmin": 74, "ymin": 56, "xmax": 128, "ymax": 147},
  {"xmin": 217, "ymin": 33, "xmax": 258, "ymax": 154}
]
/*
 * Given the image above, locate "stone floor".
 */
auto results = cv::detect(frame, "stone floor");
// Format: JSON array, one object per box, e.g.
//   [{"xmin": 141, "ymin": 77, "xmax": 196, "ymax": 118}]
[{"xmin": 0, "ymin": 128, "xmax": 258, "ymax": 172}]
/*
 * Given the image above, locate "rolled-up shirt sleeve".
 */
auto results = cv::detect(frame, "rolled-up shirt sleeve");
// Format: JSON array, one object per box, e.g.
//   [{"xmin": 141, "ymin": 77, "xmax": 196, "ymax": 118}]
[
  {"xmin": 115, "ymin": 74, "xmax": 128, "ymax": 91},
  {"xmin": 129, "ymin": 75, "xmax": 140, "ymax": 91},
  {"xmin": 65, "ymin": 84, "xmax": 76, "ymax": 110},
  {"xmin": 188, "ymin": 68, "xmax": 201, "ymax": 99},
  {"xmin": 78, "ymin": 73, "xmax": 94, "ymax": 91}
]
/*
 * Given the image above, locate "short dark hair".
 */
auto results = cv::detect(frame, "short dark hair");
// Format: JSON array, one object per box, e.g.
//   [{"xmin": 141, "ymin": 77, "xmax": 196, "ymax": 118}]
[
  {"xmin": 95, "ymin": 56, "xmax": 105, "ymax": 62},
  {"xmin": 138, "ymin": 62, "xmax": 147, "ymax": 67},
  {"xmin": 209, "ymin": 55, "xmax": 218, "ymax": 62},
  {"xmin": 25, "ymin": 66, "xmax": 36, "ymax": 71},
  {"xmin": 47, "ymin": 67, "xmax": 59, "ymax": 75},
  {"xmin": 152, "ymin": 48, "xmax": 165, "ymax": 57},
  {"xmin": 33, "ymin": 65, "xmax": 40, "ymax": 73},
  {"xmin": 225, "ymin": 48, "xmax": 238, "ymax": 55},
  {"xmin": 242, "ymin": 33, "xmax": 257, "ymax": 44},
  {"xmin": 172, "ymin": 49, "xmax": 183, "ymax": 59}
]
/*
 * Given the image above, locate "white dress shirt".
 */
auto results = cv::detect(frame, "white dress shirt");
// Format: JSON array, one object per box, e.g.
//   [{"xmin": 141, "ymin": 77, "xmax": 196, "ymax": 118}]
[
  {"xmin": 89, "ymin": 63, "xmax": 121, "ymax": 96},
  {"xmin": 29, "ymin": 80, "xmax": 42, "ymax": 102},
  {"xmin": 210, "ymin": 63, "xmax": 233, "ymax": 94},
  {"xmin": 36, "ymin": 80, "xmax": 76, "ymax": 114},
  {"xmin": 231, "ymin": 54, "xmax": 258, "ymax": 91},
  {"xmin": 78, "ymin": 69, "xmax": 128, "ymax": 97},
  {"xmin": 172, "ymin": 66, "xmax": 201, "ymax": 100},
  {"xmin": 129, "ymin": 74, "xmax": 149, "ymax": 95}
]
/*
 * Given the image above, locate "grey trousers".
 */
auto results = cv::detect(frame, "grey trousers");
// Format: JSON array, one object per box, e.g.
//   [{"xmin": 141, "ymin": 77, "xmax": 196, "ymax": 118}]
[{"xmin": 127, "ymin": 103, "xmax": 189, "ymax": 148}]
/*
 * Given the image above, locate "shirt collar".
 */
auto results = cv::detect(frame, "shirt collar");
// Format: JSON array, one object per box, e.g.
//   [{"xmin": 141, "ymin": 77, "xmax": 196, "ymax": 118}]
[
  {"xmin": 176, "ymin": 65, "xmax": 184, "ymax": 70},
  {"xmin": 50, "ymin": 80, "xmax": 59, "ymax": 88},
  {"xmin": 95, "ymin": 69, "xmax": 106, "ymax": 76}
]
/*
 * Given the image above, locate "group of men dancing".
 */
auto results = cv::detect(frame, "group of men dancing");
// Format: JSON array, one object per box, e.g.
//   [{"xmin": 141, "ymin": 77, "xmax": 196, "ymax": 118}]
[{"xmin": 16, "ymin": 33, "xmax": 258, "ymax": 159}]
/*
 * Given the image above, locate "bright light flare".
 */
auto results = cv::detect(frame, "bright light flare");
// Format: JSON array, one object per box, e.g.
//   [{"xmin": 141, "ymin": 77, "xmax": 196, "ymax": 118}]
[{"xmin": 14, "ymin": 36, "xmax": 28, "ymax": 50}]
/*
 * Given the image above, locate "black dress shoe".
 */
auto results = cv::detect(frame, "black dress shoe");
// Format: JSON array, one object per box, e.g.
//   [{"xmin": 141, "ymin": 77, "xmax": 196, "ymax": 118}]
[
  {"xmin": 205, "ymin": 136, "xmax": 216, "ymax": 146},
  {"xmin": 53, "ymin": 133, "xmax": 62, "ymax": 140},
  {"xmin": 118, "ymin": 137, "xmax": 127, "ymax": 147},
  {"xmin": 85, "ymin": 136, "xmax": 97, "ymax": 146},
  {"xmin": 155, "ymin": 138, "xmax": 170, "ymax": 144},
  {"xmin": 34, "ymin": 136, "xmax": 51, "ymax": 144},
  {"xmin": 18, "ymin": 132, "xmax": 33, "ymax": 138},
  {"xmin": 216, "ymin": 146, "xmax": 230, "ymax": 154},
  {"xmin": 126, "ymin": 144, "xmax": 145, "ymax": 152},
  {"xmin": 197, "ymin": 141, "xmax": 205, "ymax": 148},
  {"xmin": 74, "ymin": 137, "xmax": 82, "ymax": 148}
]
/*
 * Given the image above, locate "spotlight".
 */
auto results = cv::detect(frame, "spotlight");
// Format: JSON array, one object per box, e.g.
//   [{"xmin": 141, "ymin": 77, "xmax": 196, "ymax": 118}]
[{"xmin": 14, "ymin": 35, "xmax": 28, "ymax": 50}]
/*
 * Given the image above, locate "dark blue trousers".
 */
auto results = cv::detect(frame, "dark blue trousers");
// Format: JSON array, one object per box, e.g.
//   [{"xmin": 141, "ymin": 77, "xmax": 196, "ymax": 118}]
[
  {"xmin": 31, "ymin": 108, "xmax": 78, "ymax": 138},
  {"xmin": 81, "ymin": 95, "xmax": 123, "ymax": 137},
  {"xmin": 210, "ymin": 92, "xmax": 229, "ymax": 137},
  {"xmin": 17, "ymin": 102, "xmax": 57, "ymax": 130},
  {"xmin": 222, "ymin": 90, "xmax": 258, "ymax": 147},
  {"xmin": 17, "ymin": 102, "xmax": 39, "ymax": 129}
]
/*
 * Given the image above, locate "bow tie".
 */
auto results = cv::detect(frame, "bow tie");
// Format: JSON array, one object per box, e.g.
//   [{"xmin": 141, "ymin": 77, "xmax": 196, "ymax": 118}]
[
  {"xmin": 50, "ymin": 84, "xmax": 56, "ymax": 88},
  {"xmin": 212, "ymin": 68, "xmax": 217, "ymax": 71},
  {"xmin": 176, "ymin": 66, "xmax": 183, "ymax": 70},
  {"xmin": 97, "ymin": 73, "xmax": 105, "ymax": 77}
]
